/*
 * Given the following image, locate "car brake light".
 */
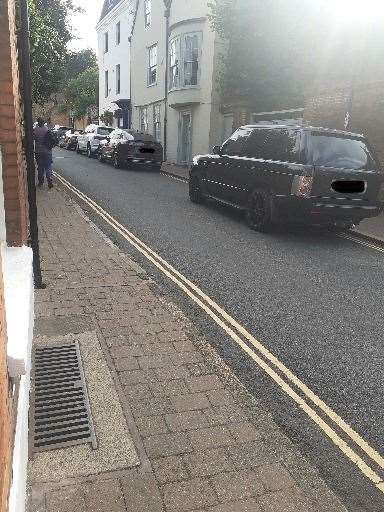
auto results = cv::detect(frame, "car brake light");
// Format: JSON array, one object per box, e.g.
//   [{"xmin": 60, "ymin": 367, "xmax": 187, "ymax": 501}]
[{"xmin": 292, "ymin": 175, "xmax": 313, "ymax": 198}]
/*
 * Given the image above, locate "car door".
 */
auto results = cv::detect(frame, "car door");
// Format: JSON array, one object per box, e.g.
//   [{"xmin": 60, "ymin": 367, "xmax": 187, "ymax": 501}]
[
  {"xmin": 259, "ymin": 128, "xmax": 303, "ymax": 198},
  {"xmin": 104, "ymin": 131, "xmax": 117, "ymax": 160},
  {"xmin": 206, "ymin": 128, "xmax": 251, "ymax": 202}
]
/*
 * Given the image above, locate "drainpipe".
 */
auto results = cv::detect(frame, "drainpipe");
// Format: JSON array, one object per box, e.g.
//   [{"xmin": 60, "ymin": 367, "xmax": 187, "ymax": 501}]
[
  {"xmin": 18, "ymin": 0, "xmax": 45, "ymax": 289},
  {"xmin": 163, "ymin": 0, "xmax": 172, "ymax": 161},
  {"xmin": 128, "ymin": 35, "xmax": 132, "ymax": 129}
]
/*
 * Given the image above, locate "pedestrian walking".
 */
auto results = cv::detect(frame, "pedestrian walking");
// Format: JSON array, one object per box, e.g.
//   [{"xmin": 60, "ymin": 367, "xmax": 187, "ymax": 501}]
[{"xmin": 33, "ymin": 117, "xmax": 56, "ymax": 188}]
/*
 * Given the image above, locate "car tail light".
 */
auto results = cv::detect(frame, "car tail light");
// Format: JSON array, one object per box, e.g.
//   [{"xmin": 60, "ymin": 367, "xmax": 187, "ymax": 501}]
[{"xmin": 292, "ymin": 175, "xmax": 313, "ymax": 198}]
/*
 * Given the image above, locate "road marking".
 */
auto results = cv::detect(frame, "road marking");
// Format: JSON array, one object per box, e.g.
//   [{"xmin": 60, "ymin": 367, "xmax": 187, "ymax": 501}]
[
  {"xmin": 159, "ymin": 172, "xmax": 384, "ymax": 254},
  {"xmin": 337, "ymin": 233, "xmax": 384, "ymax": 253},
  {"xmin": 53, "ymin": 171, "xmax": 384, "ymax": 493},
  {"xmin": 160, "ymin": 172, "xmax": 188, "ymax": 183}
]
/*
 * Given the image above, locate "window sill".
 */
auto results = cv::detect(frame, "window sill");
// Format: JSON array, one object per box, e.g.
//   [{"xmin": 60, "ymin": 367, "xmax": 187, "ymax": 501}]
[
  {"xmin": 147, "ymin": 82, "xmax": 158, "ymax": 88},
  {"xmin": 169, "ymin": 85, "xmax": 200, "ymax": 92},
  {"xmin": 2, "ymin": 246, "xmax": 34, "ymax": 378}
]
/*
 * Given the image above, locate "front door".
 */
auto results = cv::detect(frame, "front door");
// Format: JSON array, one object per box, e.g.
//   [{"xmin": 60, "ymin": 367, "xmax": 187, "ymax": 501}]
[{"xmin": 179, "ymin": 112, "xmax": 192, "ymax": 164}]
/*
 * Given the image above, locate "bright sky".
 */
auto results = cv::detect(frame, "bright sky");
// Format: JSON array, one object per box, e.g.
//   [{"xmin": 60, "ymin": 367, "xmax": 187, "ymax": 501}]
[{"xmin": 68, "ymin": 0, "xmax": 104, "ymax": 52}]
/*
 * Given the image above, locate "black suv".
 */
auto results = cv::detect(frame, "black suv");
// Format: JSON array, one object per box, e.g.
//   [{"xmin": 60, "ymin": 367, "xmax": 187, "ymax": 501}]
[{"xmin": 189, "ymin": 125, "xmax": 384, "ymax": 231}]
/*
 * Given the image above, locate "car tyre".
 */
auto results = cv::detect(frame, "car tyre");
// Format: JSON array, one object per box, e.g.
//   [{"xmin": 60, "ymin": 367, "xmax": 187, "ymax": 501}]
[
  {"xmin": 189, "ymin": 174, "xmax": 204, "ymax": 204},
  {"xmin": 113, "ymin": 153, "xmax": 121, "ymax": 169},
  {"xmin": 246, "ymin": 190, "xmax": 272, "ymax": 232},
  {"xmin": 87, "ymin": 144, "xmax": 92, "ymax": 158},
  {"xmin": 76, "ymin": 143, "xmax": 80, "ymax": 154},
  {"xmin": 97, "ymin": 151, "xmax": 104, "ymax": 163}
]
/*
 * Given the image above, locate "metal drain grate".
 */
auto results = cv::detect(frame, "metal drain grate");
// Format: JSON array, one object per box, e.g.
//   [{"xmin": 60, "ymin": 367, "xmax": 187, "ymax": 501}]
[{"xmin": 32, "ymin": 342, "xmax": 97, "ymax": 452}]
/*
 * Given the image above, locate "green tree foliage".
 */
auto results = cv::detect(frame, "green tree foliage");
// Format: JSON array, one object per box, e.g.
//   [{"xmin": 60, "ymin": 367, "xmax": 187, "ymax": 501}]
[
  {"xmin": 28, "ymin": 0, "xmax": 78, "ymax": 104},
  {"xmin": 62, "ymin": 67, "xmax": 99, "ymax": 120},
  {"xmin": 209, "ymin": 0, "xmax": 384, "ymax": 109},
  {"xmin": 66, "ymin": 49, "xmax": 97, "ymax": 80}
]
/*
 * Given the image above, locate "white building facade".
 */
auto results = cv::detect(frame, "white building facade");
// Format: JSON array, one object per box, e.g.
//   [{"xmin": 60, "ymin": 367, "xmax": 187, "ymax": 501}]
[
  {"xmin": 96, "ymin": 0, "xmax": 134, "ymax": 128},
  {"xmin": 130, "ymin": 0, "xmax": 229, "ymax": 164},
  {"xmin": 96, "ymin": 0, "xmax": 232, "ymax": 162}
]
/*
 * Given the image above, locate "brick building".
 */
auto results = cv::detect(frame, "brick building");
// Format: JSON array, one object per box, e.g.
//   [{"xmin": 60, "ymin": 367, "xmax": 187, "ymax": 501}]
[
  {"xmin": 304, "ymin": 80, "xmax": 384, "ymax": 166},
  {"xmin": 0, "ymin": 1, "xmax": 34, "ymax": 512}
]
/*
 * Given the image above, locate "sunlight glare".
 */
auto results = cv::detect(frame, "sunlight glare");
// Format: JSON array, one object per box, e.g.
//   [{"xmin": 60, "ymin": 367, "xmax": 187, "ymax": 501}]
[{"xmin": 329, "ymin": 0, "xmax": 384, "ymax": 20}]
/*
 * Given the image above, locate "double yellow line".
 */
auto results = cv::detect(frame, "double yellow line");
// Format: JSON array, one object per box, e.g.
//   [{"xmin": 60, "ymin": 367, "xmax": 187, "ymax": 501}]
[{"xmin": 53, "ymin": 171, "xmax": 384, "ymax": 494}]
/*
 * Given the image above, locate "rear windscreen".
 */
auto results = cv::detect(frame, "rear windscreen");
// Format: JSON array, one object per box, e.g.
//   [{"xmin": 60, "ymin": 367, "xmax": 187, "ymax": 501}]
[
  {"xmin": 309, "ymin": 133, "xmax": 377, "ymax": 170},
  {"xmin": 98, "ymin": 127, "xmax": 114, "ymax": 136}
]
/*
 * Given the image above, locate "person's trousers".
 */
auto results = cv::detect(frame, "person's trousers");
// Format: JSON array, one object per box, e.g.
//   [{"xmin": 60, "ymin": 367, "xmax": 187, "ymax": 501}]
[{"xmin": 35, "ymin": 153, "xmax": 53, "ymax": 185}]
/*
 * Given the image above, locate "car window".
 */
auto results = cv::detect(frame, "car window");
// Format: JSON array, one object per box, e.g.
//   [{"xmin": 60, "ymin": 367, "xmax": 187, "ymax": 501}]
[
  {"xmin": 308, "ymin": 133, "xmax": 376, "ymax": 170},
  {"xmin": 221, "ymin": 128, "xmax": 251, "ymax": 156},
  {"xmin": 98, "ymin": 127, "xmax": 113, "ymax": 136},
  {"xmin": 262, "ymin": 129, "xmax": 301, "ymax": 163},
  {"xmin": 244, "ymin": 129, "xmax": 269, "ymax": 159}
]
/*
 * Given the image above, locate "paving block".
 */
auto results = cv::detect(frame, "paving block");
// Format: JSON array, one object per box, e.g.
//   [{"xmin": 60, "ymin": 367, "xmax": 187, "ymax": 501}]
[
  {"xmin": 255, "ymin": 463, "xmax": 295, "ymax": 492},
  {"xmin": 121, "ymin": 472, "xmax": 164, "ymax": 512},
  {"xmin": 207, "ymin": 498, "xmax": 262, "ymax": 512},
  {"xmin": 165, "ymin": 410, "xmax": 210, "ymax": 432},
  {"xmin": 190, "ymin": 425, "xmax": 234, "ymax": 450},
  {"xmin": 183, "ymin": 448, "xmax": 234, "ymax": 477},
  {"xmin": 163, "ymin": 478, "xmax": 218, "ymax": 512},
  {"xmin": 187, "ymin": 375, "xmax": 224, "ymax": 393},
  {"xmin": 258, "ymin": 485, "xmax": 311, "ymax": 512},
  {"xmin": 136, "ymin": 415, "xmax": 169, "ymax": 437},
  {"xmin": 152, "ymin": 455, "xmax": 190, "ymax": 484},
  {"xmin": 144, "ymin": 431, "xmax": 193, "ymax": 458},
  {"xmin": 170, "ymin": 392, "xmax": 211, "ymax": 412},
  {"xmin": 210, "ymin": 470, "xmax": 264, "ymax": 502}
]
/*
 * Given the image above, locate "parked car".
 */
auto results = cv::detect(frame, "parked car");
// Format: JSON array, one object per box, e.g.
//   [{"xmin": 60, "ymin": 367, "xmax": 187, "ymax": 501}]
[
  {"xmin": 189, "ymin": 124, "xmax": 384, "ymax": 231},
  {"xmin": 76, "ymin": 124, "xmax": 114, "ymax": 157},
  {"xmin": 61, "ymin": 129, "xmax": 84, "ymax": 150},
  {"xmin": 98, "ymin": 129, "xmax": 163, "ymax": 170},
  {"xmin": 52, "ymin": 125, "xmax": 71, "ymax": 142}
]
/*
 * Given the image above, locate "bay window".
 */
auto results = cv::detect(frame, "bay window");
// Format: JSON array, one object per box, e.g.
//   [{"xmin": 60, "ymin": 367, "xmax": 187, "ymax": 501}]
[{"xmin": 169, "ymin": 32, "xmax": 202, "ymax": 90}]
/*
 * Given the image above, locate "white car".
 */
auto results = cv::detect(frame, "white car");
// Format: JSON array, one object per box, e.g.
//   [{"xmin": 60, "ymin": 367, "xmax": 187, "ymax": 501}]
[{"xmin": 76, "ymin": 124, "xmax": 114, "ymax": 158}]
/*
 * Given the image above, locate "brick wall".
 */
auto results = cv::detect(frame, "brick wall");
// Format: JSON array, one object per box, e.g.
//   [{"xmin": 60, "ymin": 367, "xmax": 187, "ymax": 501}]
[
  {"xmin": 0, "ymin": 0, "xmax": 29, "ymax": 247},
  {"xmin": 0, "ymin": 250, "xmax": 12, "ymax": 512},
  {"xmin": 304, "ymin": 81, "xmax": 384, "ymax": 166}
]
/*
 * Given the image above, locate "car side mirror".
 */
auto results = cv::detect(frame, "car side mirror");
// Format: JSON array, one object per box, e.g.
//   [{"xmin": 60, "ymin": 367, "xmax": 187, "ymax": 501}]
[{"xmin": 212, "ymin": 145, "xmax": 221, "ymax": 155}]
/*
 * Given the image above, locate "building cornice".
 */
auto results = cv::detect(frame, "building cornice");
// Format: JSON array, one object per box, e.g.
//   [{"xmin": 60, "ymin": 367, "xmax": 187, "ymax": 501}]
[
  {"xmin": 169, "ymin": 17, "xmax": 206, "ymax": 32},
  {"xmin": 96, "ymin": 0, "xmax": 134, "ymax": 31}
]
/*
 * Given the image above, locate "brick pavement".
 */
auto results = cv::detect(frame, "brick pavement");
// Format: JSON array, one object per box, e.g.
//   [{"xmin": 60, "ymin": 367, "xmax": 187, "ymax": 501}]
[{"xmin": 28, "ymin": 185, "xmax": 348, "ymax": 512}]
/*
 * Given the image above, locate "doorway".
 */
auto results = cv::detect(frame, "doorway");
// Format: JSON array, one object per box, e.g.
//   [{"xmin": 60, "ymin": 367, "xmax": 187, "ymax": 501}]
[{"xmin": 178, "ymin": 112, "xmax": 192, "ymax": 164}]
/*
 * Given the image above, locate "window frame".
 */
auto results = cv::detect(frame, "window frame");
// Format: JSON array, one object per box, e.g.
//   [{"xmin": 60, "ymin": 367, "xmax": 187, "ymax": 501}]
[
  {"xmin": 104, "ymin": 31, "xmax": 109, "ymax": 53},
  {"xmin": 140, "ymin": 106, "xmax": 149, "ymax": 133},
  {"xmin": 116, "ymin": 21, "xmax": 121, "ymax": 45},
  {"xmin": 147, "ymin": 43, "xmax": 158, "ymax": 86},
  {"xmin": 169, "ymin": 31, "xmax": 202, "ymax": 91},
  {"xmin": 153, "ymin": 103, "xmax": 161, "ymax": 141},
  {"xmin": 116, "ymin": 64, "xmax": 121, "ymax": 94},
  {"xmin": 144, "ymin": 0, "xmax": 151, "ymax": 27},
  {"xmin": 104, "ymin": 70, "xmax": 109, "ymax": 98}
]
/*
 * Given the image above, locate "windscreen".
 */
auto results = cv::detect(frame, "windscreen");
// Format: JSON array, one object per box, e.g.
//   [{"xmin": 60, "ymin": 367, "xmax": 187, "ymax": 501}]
[
  {"xmin": 309, "ymin": 133, "xmax": 377, "ymax": 170},
  {"xmin": 98, "ymin": 127, "xmax": 114, "ymax": 136}
]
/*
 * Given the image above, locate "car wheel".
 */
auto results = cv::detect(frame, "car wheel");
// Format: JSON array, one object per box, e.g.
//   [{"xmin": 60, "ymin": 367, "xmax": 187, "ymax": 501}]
[
  {"xmin": 189, "ymin": 175, "xmax": 204, "ymax": 204},
  {"xmin": 113, "ymin": 153, "xmax": 121, "ymax": 169},
  {"xmin": 97, "ymin": 151, "xmax": 104, "ymax": 163},
  {"xmin": 87, "ymin": 144, "xmax": 92, "ymax": 158},
  {"xmin": 76, "ymin": 143, "xmax": 80, "ymax": 154},
  {"xmin": 246, "ymin": 190, "xmax": 272, "ymax": 232}
]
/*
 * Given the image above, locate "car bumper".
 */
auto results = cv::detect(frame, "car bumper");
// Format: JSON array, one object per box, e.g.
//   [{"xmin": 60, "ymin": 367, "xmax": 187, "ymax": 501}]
[
  {"xmin": 125, "ymin": 158, "xmax": 162, "ymax": 168},
  {"xmin": 273, "ymin": 195, "xmax": 384, "ymax": 224}
]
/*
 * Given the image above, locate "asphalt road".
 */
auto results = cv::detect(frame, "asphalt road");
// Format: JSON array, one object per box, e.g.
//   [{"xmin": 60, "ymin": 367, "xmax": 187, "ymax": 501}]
[{"xmin": 52, "ymin": 148, "xmax": 384, "ymax": 511}]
